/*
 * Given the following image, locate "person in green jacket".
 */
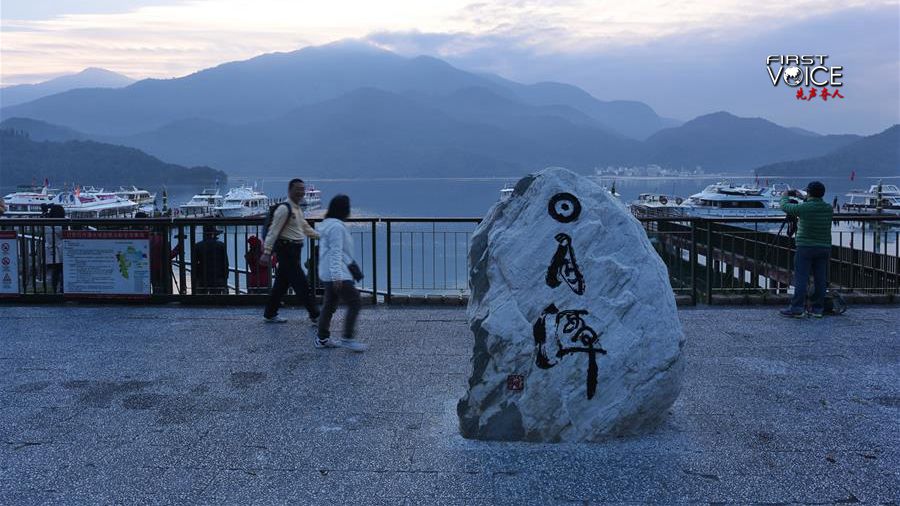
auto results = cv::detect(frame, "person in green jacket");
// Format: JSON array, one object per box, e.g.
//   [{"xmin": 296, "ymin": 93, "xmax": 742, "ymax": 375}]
[{"xmin": 779, "ymin": 181, "xmax": 833, "ymax": 318}]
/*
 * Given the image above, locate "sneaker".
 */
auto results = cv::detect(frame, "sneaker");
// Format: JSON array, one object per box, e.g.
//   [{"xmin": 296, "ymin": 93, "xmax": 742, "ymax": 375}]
[
  {"xmin": 264, "ymin": 315, "xmax": 288, "ymax": 323},
  {"xmin": 315, "ymin": 337, "xmax": 339, "ymax": 349},
  {"xmin": 778, "ymin": 309, "xmax": 806, "ymax": 319},
  {"xmin": 810, "ymin": 312, "xmax": 824, "ymax": 319},
  {"xmin": 340, "ymin": 339, "xmax": 368, "ymax": 352}
]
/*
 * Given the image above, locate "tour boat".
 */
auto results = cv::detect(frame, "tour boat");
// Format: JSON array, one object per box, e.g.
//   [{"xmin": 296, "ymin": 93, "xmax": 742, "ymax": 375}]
[
  {"xmin": 630, "ymin": 193, "xmax": 685, "ymax": 217},
  {"xmin": 678, "ymin": 181, "xmax": 790, "ymax": 218},
  {"xmin": 1, "ymin": 186, "xmax": 57, "ymax": 217},
  {"xmin": 302, "ymin": 185, "xmax": 322, "ymax": 210},
  {"xmin": 51, "ymin": 187, "xmax": 139, "ymax": 218},
  {"xmin": 179, "ymin": 188, "xmax": 224, "ymax": 217},
  {"xmin": 115, "ymin": 186, "xmax": 156, "ymax": 212},
  {"xmin": 843, "ymin": 184, "xmax": 900, "ymax": 216},
  {"xmin": 214, "ymin": 186, "xmax": 271, "ymax": 218}
]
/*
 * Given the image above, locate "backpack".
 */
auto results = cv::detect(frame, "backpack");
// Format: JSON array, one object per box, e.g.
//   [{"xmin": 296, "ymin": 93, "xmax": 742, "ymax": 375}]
[
  {"xmin": 824, "ymin": 290, "xmax": 847, "ymax": 315},
  {"xmin": 261, "ymin": 202, "xmax": 292, "ymax": 241}
]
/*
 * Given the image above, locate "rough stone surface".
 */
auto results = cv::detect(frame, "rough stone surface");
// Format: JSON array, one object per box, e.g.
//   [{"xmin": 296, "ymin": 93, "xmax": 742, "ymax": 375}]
[
  {"xmin": 0, "ymin": 304, "xmax": 898, "ymax": 504},
  {"xmin": 459, "ymin": 167, "xmax": 685, "ymax": 441}
]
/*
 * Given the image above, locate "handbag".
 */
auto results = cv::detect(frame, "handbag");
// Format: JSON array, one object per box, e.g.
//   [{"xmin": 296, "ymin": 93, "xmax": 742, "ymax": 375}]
[{"xmin": 348, "ymin": 261, "xmax": 364, "ymax": 282}]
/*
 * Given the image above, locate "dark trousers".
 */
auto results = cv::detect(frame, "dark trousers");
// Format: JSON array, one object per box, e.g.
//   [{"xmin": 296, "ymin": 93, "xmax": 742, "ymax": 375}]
[
  {"xmin": 317, "ymin": 281, "xmax": 361, "ymax": 340},
  {"xmin": 47, "ymin": 263, "xmax": 63, "ymax": 294},
  {"xmin": 264, "ymin": 241, "xmax": 319, "ymax": 319},
  {"xmin": 789, "ymin": 246, "xmax": 830, "ymax": 314}
]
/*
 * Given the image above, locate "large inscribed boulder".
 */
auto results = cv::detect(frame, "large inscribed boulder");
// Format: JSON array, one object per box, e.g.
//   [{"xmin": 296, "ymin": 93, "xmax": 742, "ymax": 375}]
[{"xmin": 458, "ymin": 167, "xmax": 684, "ymax": 442}]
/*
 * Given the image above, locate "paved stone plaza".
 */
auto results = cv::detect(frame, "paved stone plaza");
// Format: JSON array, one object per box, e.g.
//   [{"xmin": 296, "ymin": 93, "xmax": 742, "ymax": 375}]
[{"xmin": 1, "ymin": 304, "xmax": 898, "ymax": 504}]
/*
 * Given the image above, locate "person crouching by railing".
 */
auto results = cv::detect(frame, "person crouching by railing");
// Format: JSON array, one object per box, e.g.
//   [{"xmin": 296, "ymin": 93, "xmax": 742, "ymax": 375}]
[
  {"xmin": 779, "ymin": 181, "xmax": 833, "ymax": 318},
  {"xmin": 192, "ymin": 225, "xmax": 229, "ymax": 295},
  {"xmin": 245, "ymin": 235, "xmax": 272, "ymax": 294},
  {"xmin": 315, "ymin": 195, "xmax": 367, "ymax": 352},
  {"xmin": 43, "ymin": 204, "xmax": 66, "ymax": 294}
]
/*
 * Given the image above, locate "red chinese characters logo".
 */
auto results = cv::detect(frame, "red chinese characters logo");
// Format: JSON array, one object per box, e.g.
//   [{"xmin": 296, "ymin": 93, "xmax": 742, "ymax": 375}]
[{"xmin": 795, "ymin": 87, "xmax": 845, "ymax": 102}]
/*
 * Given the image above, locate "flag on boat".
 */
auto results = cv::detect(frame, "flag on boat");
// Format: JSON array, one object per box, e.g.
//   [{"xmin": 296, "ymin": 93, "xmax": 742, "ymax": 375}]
[{"xmin": 850, "ymin": 170, "xmax": 856, "ymax": 181}]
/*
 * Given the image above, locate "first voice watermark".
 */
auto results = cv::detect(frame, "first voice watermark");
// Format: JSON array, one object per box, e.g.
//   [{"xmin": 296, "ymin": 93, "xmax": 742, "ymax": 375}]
[{"xmin": 766, "ymin": 55, "xmax": 845, "ymax": 102}]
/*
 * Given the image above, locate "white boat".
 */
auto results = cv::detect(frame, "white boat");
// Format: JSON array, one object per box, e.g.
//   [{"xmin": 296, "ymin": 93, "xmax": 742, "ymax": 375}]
[
  {"xmin": 51, "ymin": 187, "xmax": 139, "ymax": 218},
  {"xmin": 115, "ymin": 186, "xmax": 156, "ymax": 211},
  {"xmin": 179, "ymin": 188, "xmax": 224, "ymax": 217},
  {"xmin": 499, "ymin": 183, "xmax": 515, "ymax": 201},
  {"xmin": 679, "ymin": 181, "xmax": 788, "ymax": 218},
  {"xmin": 843, "ymin": 184, "xmax": 900, "ymax": 216},
  {"xmin": 630, "ymin": 193, "xmax": 685, "ymax": 217},
  {"xmin": 302, "ymin": 185, "xmax": 322, "ymax": 210},
  {"xmin": 214, "ymin": 186, "xmax": 271, "ymax": 218},
  {"xmin": 1, "ymin": 185, "xmax": 57, "ymax": 217}
]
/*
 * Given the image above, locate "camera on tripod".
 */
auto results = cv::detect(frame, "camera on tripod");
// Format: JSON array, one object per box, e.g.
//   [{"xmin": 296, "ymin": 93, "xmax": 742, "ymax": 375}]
[{"xmin": 784, "ymin": 189, "xmax": 807, "ymax": 201}]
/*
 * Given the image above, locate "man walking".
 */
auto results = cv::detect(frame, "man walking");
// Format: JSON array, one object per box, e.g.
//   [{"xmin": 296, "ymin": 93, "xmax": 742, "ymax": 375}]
[
  {"xmin": 779, "ymin": 181, "xmax": 833, "ymax": 318},
  {"xmin": 262, "ymin": 179, "xmax": 320, "ymax": 324}
]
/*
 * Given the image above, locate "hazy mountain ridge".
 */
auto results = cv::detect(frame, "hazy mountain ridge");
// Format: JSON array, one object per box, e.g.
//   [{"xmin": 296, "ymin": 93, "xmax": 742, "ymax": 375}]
[
  {"xmin": 108, "ymin": 87, "xmax": 636, "ymax": 177},
  {"xmin": 1, "ymin": 68, "xmax": 134, "ymax": 109},
  {"xmin": 643, "ymin": 112, "xmax": 861, "ymax": 171},
  {"xmin": 0, "ymin": 43, "xmax": 670, "ymax": 139},
  {"xmin": 753, "ymin": 125, "xmax": 900, "ymax": 178},
  {"xmin": 0, "ymin": 117, "xmax": 87, "ymax": 142},
  {"xmin": 0, "ymin": 43, "xmax": 887, "ymax": 179}
]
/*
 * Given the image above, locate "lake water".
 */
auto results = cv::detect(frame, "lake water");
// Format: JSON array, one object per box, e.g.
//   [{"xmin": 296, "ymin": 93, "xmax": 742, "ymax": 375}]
[{"xmin": 158, "ymin": 175, "xmax": 893, "ymax": 217}]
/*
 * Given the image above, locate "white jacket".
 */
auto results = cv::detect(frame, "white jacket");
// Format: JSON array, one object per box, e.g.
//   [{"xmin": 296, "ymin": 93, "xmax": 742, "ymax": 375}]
[{"xmin": 317, "ymin": 218, "xmax": 355, "ymax": 282}]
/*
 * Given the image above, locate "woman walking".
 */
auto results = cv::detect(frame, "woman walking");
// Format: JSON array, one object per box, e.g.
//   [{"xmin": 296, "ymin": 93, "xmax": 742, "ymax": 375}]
[{"xmin": 316, "ymin": 195, "xmax": 366, "ymax": 351}]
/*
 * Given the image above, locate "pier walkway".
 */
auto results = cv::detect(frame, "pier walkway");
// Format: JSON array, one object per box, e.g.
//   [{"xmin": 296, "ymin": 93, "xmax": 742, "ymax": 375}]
[{"xmin": 1, "ymin": 305, "xmax": 898, "ymax": 504}]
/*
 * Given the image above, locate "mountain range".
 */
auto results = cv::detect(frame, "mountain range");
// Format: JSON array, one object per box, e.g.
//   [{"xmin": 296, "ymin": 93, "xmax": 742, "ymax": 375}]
[
  {"xmin": 1, "ymin": 68, "xmax": 134, "ymax": 108},
  {"xmin": 1, "ymin": 42, "xmax": 896, "ymax": 179}
]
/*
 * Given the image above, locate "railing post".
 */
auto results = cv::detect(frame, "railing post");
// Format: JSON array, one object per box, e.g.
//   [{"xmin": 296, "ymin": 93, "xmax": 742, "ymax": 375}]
[
  {"xmin": 162, "ymin": 222, "xmax": 173, "ymax": 295},
  {"xmin": 385, "ymin": 220, "xmax": 392, "ymax": 304},
  {"xmin": 690, "ymin": 220, "xmax": 698, "ymax": 305},
  {"xmin": 371, "ymin": 220, "xmax": 377, "ymax": 305},
  {"xmin": 705, "ymin": 220, "xmax": 713, "ymax": 305}
]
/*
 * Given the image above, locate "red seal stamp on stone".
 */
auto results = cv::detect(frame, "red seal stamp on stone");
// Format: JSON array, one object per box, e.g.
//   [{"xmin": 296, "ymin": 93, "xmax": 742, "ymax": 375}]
[{"xmin": 506, "ymin": 374, "xmax": 524, "ymax": 391}]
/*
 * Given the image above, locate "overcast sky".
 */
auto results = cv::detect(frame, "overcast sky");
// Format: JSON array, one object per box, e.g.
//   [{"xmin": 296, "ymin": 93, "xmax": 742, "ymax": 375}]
[{"xmin": 1, "ymin": 0, "xmax": 898, "ymax": 135}]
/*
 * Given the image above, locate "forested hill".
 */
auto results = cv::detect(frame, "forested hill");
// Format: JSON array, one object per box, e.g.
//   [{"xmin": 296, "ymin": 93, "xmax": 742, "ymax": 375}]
[
  {"xmin": 0, "ymin": 129, "xmax": 227, "ymax": 188},
  {"xmin": 753, "ymin": 125, "xmax": 900, "ymax": 178}
]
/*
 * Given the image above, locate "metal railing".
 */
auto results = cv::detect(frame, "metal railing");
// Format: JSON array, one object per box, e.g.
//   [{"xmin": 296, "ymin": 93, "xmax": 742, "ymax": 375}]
[{"xmin": 1, "ymin": 214, "xmax": 897, "ymax": 305}]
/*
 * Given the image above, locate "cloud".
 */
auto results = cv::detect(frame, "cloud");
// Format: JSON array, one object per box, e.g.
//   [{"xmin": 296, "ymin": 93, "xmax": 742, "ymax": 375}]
[
  {"xmin": 0, "ymin": 0, "xmax": 188, "ymax": 21},
  {"xmin": 369, "ymin": 3, "xmax": 900, "ymax": 135}
]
